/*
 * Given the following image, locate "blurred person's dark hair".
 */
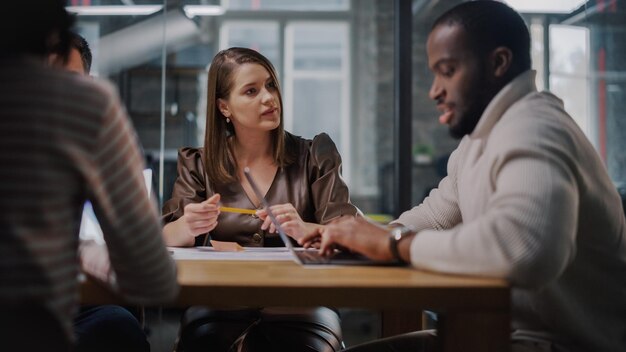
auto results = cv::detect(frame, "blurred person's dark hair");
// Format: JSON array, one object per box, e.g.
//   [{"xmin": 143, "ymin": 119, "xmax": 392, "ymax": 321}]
[
  {"xmin": 69, "ymin": 32, "xmax": 93, "ymax": 74},
  {"xmin": 0, "ymin": 0, "xmax": 74, "ymax": 61},
  {"xmin": 432, "ymin": 0, "xmax": 531, "ymax": 79}
]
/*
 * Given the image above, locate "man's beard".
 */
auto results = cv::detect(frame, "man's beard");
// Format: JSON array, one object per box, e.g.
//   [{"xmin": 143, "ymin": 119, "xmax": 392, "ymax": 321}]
[{"xmin": 448, "ymin": 89, "xmax": 492, "ymax": 139}]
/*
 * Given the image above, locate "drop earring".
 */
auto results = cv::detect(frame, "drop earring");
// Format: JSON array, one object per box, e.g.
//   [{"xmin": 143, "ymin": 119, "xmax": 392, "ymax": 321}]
[{"xmin": 226, "ymin": 117, "xmax": 230, "ymax": 123}]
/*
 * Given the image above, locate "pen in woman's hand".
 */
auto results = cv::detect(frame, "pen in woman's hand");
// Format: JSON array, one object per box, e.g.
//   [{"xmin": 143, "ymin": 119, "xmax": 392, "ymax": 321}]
[{"xmin": 219, "ymin": 206, "xmax": 257, "ymax": 215}]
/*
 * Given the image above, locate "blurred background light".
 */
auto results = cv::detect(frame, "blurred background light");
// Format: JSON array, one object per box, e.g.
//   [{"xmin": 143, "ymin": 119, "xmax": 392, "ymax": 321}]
[
  {"xmin": 66, "ymin": 5, "xmax": 163, "ymax": 16},
  {"xmin": 504, "ymin": 0, "xmax": 587, "ymax": 13},
  {"xmin": 183, "ymin": 5, "xmax": 225, "ymax": 18}
]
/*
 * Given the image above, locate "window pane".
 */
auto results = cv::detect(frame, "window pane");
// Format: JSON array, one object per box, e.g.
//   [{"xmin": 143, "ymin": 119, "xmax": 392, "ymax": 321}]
[
  {"xmin": 530, "ymin": 22, "xmax": 545, "ymax": 90},
  {"xmin": 292, "ymin": 25, "xmax": 344, "ymax": 71},
  {"xmin": 549, "ymin": 25, "xmax": 592, "ymax": 143},
  {"xmin": 550, "ymin": 76, "xmax": 590, "ymax": 135},
  {"xmin": 284, "ymin": 21, "xmax": 350, "ymax": 182},
  {"xmin": 220, "ymin": 22, "xmax": 280, "ymax": 67},
  {"xmin": 550, "ymin": 25, "xmax": 589, "ymax": 77},
  {"xmin": 292, "ymin": 79, "xmax": 342, "ymax": 151}
]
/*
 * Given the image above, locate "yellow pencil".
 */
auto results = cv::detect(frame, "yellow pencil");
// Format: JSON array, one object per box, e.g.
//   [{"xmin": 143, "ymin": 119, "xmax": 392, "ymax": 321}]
[{"xmin": 219, "ymin": 206, "xmax": 257, "ymax": 215}]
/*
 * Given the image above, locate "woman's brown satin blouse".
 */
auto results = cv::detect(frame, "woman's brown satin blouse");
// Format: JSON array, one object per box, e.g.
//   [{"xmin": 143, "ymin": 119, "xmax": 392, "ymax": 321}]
[{"xmin": 162, "ymin": 133, "xmax": 359, "ymax": 247}]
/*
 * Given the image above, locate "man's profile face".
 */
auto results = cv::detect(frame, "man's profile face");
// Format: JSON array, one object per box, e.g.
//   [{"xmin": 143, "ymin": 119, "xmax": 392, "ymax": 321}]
[{"xmin": 426, "ymin": 24, "xmax": 493, "ymax": 139}]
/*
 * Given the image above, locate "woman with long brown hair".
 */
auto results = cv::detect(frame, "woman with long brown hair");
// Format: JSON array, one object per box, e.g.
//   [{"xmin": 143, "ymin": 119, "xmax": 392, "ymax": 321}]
[{"xmin": 162, "ymin": 47, "xmax": 359, "ymax": 352}]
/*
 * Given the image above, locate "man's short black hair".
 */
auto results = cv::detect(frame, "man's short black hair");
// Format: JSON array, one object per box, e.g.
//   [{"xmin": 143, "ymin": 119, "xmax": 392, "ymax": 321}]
[
  {"xmin": 0, "ymin": 0, "xmax": 74, "ymax": 59},
  {"xmin": 69, "ymin": 32, "xmax": 93, "ymax": 74},
  {"xmin": 433, "ymin": 0, "xmax": 531, "ymax": 74}
]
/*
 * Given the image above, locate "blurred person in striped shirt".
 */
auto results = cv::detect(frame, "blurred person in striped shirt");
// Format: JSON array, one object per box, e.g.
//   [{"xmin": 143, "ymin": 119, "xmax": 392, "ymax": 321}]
[
  {"xmin": 50, "ymin": 31, "xmax": 154, "ymax": 352},
  {"xmin": 0, "ymin": 1, "xmax": 179, "ymax": 350}
]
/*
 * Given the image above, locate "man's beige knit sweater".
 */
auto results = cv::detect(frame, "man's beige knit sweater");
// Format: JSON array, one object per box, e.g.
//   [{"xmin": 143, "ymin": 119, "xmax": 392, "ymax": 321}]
[{"xmin": 396, "ymin": 70, "xmax": 626, "ymax": 351}]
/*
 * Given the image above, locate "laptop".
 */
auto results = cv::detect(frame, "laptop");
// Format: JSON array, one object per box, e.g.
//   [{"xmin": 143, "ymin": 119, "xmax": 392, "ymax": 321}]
[
  {"xmin": 243, "ymin": 167, "xmax": 398, "ymax": 266},
  {"xmin": 79, "ymin": 169, "xmax": 153, "ymax": 244}
]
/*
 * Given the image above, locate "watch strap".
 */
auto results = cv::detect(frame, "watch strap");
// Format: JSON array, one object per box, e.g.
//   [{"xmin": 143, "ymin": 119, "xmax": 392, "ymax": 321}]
[{"xmin": 389, "ymin": 227, "xmax": 410, "ymax": 264}]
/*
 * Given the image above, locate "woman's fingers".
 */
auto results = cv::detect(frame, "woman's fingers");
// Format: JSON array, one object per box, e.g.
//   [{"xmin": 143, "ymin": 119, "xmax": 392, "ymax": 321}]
[
  {"xmin": 183, "ymin": 196, "xmax": 223, "ymax": 237},
  {"xmin": 260, "ymin": 216, "xmax": 273, "ymax": 231},
  {"xmin": 207, "ymin": 193, "xmax": 220, "ymax": 204},
  {"xmin": 186, "ymin": 199, "xmax": 220, "ymax": 217},
  {"xmin": 261, "ymin": 207, "xmax": 296, "ymax": 231},
  {"xmin": 188, "ymin": 219, "xmax": 217, "ymax": 229},
  {"xmin": 188, "ymin": 210, "xmax": 218, "ymax": 222},
  {"xmin": 269, "ymin": 204, "xmax": 301, "ymax": 221},
  {"xmin": 188, "ymin": 220, "xmax": 218, "ymax": 235}
]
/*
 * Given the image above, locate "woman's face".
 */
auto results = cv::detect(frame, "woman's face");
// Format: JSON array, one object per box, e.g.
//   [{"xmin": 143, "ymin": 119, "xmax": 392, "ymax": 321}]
[{"xmin": 218, "ymin": 63, "xmax": 280, "ymax": 134}]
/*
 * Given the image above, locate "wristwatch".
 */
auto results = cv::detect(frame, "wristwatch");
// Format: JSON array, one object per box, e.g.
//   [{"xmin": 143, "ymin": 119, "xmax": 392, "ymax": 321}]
[{"xmin": 389, "ymin": 226, "xmax": 413, "ymax": 264}]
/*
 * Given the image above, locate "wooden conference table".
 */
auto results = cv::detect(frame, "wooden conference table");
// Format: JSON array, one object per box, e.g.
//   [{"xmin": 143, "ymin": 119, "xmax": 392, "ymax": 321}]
[{"xmin": 82, "ymin": 258, "xmax": 511, "ymax": 352}]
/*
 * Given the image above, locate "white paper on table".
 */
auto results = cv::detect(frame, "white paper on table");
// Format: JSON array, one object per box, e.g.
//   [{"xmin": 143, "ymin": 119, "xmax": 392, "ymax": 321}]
[{"xmin": 168, "ymin": 246, "xmax": 296, "ymax": 261}]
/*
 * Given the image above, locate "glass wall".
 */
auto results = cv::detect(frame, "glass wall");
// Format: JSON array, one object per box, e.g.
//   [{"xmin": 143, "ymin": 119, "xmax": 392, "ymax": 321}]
[
  {"xmin": 68, "ymin": 0, "xmax": 396, "ymax": 216},
  {"xmin": 67, "ymin": 0, "xmax": 625, "ymax": 221}
]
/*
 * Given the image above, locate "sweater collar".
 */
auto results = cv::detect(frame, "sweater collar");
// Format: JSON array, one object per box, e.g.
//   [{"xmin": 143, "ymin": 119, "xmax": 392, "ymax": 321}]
[{"xmin": 470, "ymin": 70, "xmax": 537, "ymax": 139}]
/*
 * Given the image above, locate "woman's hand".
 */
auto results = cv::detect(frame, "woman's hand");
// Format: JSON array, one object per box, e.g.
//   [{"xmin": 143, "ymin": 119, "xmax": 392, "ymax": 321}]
[
  {"xmin": 163, "ymin": 194, "xmax": 220, "ymax": 247},
  {"xmin": 257, "ymin": 203, "xmax": 323, "ymax": 242},
  {"xmin": 181, "ymin": 193, "xmax": 221, "ymax": 237}
]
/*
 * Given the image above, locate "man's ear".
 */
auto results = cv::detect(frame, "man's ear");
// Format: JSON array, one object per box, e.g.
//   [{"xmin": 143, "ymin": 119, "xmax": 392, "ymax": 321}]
[
  {"xmin": 491, "ymin": 47, "xmax": 513, "ymax": 78},
  {"xmin": 217, "ymin": 98, "xmax": 230, "ymax": 117}
]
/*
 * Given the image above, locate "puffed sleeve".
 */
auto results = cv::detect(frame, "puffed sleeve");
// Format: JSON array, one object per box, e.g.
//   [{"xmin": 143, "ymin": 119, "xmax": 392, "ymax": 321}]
[
  {"xmin": 162, "ymin": 147, "xmax": 208, "ymax": 224},
  {"xmin": 308, "ymin": 133, "xmax": 360, "ymax": 223}
]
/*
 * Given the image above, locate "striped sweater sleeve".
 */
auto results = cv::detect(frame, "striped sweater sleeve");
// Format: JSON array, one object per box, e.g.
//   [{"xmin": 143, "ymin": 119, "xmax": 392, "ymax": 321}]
[{"xmin": 87, "ymin": 83, "xmax": 179, "ymax": 304}]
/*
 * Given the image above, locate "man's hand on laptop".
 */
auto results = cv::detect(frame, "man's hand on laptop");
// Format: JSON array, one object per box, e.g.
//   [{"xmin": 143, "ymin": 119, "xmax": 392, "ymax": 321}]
[{"xmin": 299, "ymin": 216, "xmax": 394, "ymax": 261}]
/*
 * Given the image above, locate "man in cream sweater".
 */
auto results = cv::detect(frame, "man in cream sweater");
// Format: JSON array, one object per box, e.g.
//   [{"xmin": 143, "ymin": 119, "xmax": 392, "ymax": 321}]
[{"xmin": 301, "ymin": 1, "xmax": 626, "ymax": 351}]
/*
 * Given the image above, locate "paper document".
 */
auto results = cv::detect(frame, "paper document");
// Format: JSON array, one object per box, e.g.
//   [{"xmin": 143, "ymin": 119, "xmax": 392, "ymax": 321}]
[{"xmin": 168, "ymin": 246, "xmax": 295, "ymax": 261}]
